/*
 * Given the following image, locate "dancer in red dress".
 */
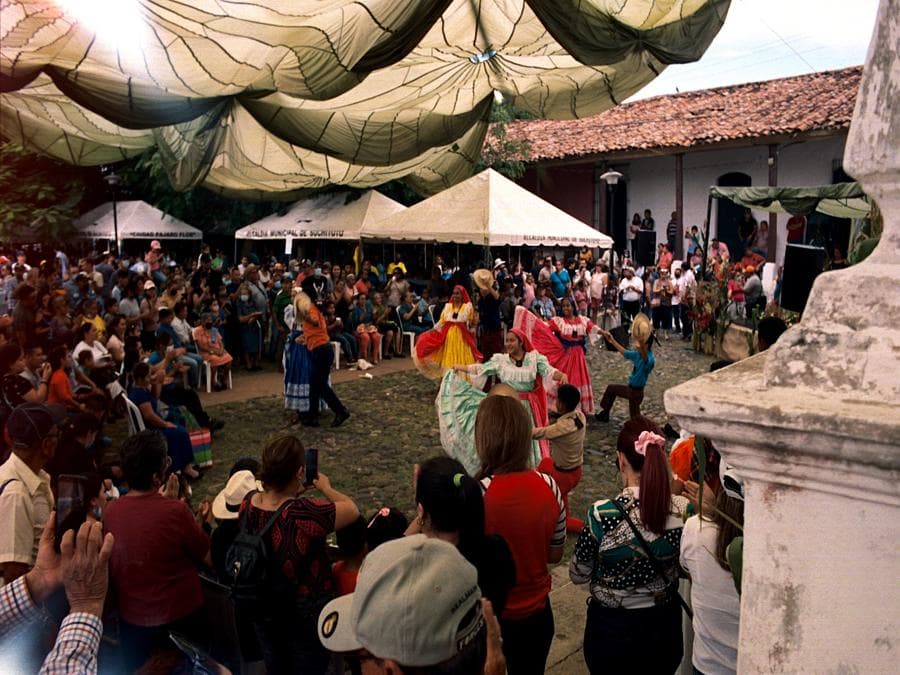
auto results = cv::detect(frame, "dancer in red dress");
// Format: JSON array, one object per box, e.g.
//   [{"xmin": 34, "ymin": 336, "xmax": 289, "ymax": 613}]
[{"xmin": 513, "ymin": 299, "xmax": 600, "ymax": 414}]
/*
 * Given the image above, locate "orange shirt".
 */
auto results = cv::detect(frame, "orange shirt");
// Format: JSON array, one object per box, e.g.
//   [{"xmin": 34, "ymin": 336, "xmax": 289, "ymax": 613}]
[
  {"xmin": 303, "ymin": 306, "xmax": 331, "ymax": 351},
  {"xmin": 48, "ymin": 369, "xmax": 74, "ymax": 406}
]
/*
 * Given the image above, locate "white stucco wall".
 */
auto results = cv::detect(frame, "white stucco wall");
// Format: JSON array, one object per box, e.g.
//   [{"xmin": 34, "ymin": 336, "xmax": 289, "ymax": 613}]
[{"xmin": 619, "ymin": 134, "xmax": 847, "ymax": 265}]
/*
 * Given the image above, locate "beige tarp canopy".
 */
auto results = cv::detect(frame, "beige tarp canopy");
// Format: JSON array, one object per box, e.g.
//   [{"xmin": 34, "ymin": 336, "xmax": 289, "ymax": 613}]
[
  {"xmin": 74, "ymin": 200, "xmax": 202, "ymax": 240},
  {"xmin": 361, "ymin": 169, "xmax": 614, "ymax": 248},
  {"xmin": 709, "ymin": 182, "xmax": 871, "ymax": 219},
  {"xmin": 0, "ymin": 1, "xmax": 729, "ymax": 198},
  {"xmin": 234, "ymin": 191, "xmax": 405, "ymax": 240}
]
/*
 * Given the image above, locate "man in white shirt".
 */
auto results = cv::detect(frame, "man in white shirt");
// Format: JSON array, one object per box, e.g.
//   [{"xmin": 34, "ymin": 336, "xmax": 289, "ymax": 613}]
[
  {"xmin": 673, "ymin": 264, "xmax": 695, "ymax": 339},
  {"xmin": 0, "ymin": 403, "xmax": 62, "ymax": 583},
  {"xmin": 618, "ymin": 267, "xmax": 644, "ymax": 320}
]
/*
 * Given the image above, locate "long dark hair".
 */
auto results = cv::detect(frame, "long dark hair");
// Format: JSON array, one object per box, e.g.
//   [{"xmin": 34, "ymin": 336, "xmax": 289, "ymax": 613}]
[
  {"xmin": 617, "ymin": 416, "xmax": 671, "ymax": 534},
  {"xmin": 416, "ymin": 456, "xmax": 485, "ymax": 564},
  {"xmin": 714, "ymin": 490, "xmax": 744, "ymax": 572}
]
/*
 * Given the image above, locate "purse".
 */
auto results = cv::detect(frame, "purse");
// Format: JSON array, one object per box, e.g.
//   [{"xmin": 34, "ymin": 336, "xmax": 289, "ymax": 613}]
[{"xmin": 611, "ymin": 500, "xmax": 693, "ymax": 619}]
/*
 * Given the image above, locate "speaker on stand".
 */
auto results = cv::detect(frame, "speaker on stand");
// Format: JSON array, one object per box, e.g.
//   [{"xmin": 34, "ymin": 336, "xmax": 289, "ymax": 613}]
[
  {"xmin": 781, "ymin": 244, "xmax": 826, "ymax": 314},
  {"xmin": 635, "ymin": 230, "xmax": 657, "ymax": 267}
]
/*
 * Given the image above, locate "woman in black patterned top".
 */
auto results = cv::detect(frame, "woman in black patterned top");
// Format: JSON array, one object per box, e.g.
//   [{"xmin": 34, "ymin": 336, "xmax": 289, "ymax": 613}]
[
  {"xmin": 570, "ymin": 416, "xmax": 690, "ymax": 674},
  {"xmin": 241, "ymin": 434, "xmax": 360, "ymax": 675}
]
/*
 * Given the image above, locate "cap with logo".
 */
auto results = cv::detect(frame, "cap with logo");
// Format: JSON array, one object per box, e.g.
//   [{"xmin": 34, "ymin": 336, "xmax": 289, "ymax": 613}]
[{"xmin": 317, "ymin": 534, "xmax": 484, "ymax": 667}]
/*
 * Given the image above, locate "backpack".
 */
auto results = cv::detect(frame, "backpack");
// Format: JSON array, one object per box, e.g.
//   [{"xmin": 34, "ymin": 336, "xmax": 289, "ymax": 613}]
[{"xmin": 224, "ymin": 495, "xmax": 292, "ymax": 606}]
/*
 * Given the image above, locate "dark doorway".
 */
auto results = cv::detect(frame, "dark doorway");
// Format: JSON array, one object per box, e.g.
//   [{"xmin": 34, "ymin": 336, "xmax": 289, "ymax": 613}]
[{"xmin": 716, "ymin": 172, "xmax": 752, "ymax": 258}]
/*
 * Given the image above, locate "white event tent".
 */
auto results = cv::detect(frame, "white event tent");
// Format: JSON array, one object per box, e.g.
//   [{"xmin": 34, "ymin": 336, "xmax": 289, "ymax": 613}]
[
  {"xmin": 74, "ymin": 200, "xmax": 202, "ymax": 240},
  {"xmin": 360, "ymin": 169, "xmax": 613, "ymax": 249},
  {"xmin": 235, "ymin": 191, "xmax": 406, "ymax": 244}
]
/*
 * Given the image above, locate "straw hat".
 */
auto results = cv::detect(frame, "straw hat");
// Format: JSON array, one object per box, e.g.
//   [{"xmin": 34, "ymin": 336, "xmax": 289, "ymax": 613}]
[
  {"xmin": 631, "ymin": 313, "xmax": 652, "ymax": 344},
  {"xmin": 472, "ymin": 269, "xmax": 495, "ymax": 291},
  {"xmin": 492, "ymin": 258, "xmax": 506, "ymax": 269}
]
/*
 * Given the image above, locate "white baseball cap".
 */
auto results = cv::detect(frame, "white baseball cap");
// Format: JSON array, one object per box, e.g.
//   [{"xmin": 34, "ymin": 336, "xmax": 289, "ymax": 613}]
[{"xmin": 318, "ymin": 535, "xmax": 484, "ymax": 667}]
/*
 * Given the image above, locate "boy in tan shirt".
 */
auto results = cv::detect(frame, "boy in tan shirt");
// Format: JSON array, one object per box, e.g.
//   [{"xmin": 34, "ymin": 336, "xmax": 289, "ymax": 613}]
[{"xmin": 534, "ymin": 384, "xmax": 586, "ymax": 533}]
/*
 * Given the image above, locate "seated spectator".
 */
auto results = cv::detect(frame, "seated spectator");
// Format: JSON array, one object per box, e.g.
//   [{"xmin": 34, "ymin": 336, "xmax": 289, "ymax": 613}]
[
  {"xmin": 192, "ymin": 312, "xmax": 233, "ymax": 391},
  {"xmin": 73, "ymin": 323, "xmax": 123, "ymax": 397},
  {"xmin": 475, "ymin": 395, "xmax": 566, "ymax": 675},
  {"xmin": 317, "ymin": 535, "xmax": 491, "ymax": 674},
  {"xmin": 48, "ymin": 295, "xmax": 75, "ymax": 348},
  {"xmin": 348, "ymin": 293, "xmax": 382, "ymax": 365},
  {"xmin": 147, "ymin": 333, "xmax": 224, "ymax": 432},
  {"xmin": 0, "ymin": 345, "xmax": 50, "ymax": 410},
  {"xmin": 104, "ymin": 430, "xmax": 211, "ymax": 672},
  {"xmin": 128, "ymin": 363, "xmax": 199, "ymax": 478},
  {"xmin": 570, "ymin": 417, "xmax": 690, "ymax": 674},
  {"xmin": 365, "ymin": 506, "xmax": 409, "ymax": 552},
  {"xmin": 79, "ymin": 298, "xmax": 107, "ymax": 342},
  {"xmin": 105, "ymin": 314, "xmax": 127, "ymax": 366},
  {"xmin": 397, "ymin": 291, "xmax": 431, "ymax": 335},
  {"xmin": 323, "ymin": 299, "xmax": 357, "ymax": 364},
  {"xmin": 533, "ymin": 383, "xmax": 587, "ymax": 533},
  {"xmin": 209, "ymin": 468, "xmax": 259, "ymax": 581},
  {"xmin": 0, "ymin": 402, "xmax": 64, "ymax": 583},
  {"xmin": 331, "ymin": 516, "xmax": 367, "ymax": 596},
  {"xmin": 239, "ymin": 434, "xmax": 360, "ymax": 674},
  {"xmin": 157, "ymin": 307, "xmax": 202, "ymax": 388},
  {"xmin": 408, "ymin": 456, "xmax": 516, "ymax": 617},
  {"xmin": 46, "ymin": 346, "xmax": 85, "ymax": 413}
]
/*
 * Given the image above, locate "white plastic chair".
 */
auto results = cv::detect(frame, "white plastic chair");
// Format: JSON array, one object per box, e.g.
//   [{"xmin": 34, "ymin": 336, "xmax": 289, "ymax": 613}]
[
  {"xmin": 200, "ymin": 361, "xmax": 233, "ymax": 393},
  {"xmin": 123, "ymin": 395, "xmax": 145, "ymax": 435},
  {"xmin": 396, "ymin": 307, "xmax": 417, "ymax": 356},
  {"xmin": 330, "ymin": 341, "xmax": 341, "ymax": 369}
]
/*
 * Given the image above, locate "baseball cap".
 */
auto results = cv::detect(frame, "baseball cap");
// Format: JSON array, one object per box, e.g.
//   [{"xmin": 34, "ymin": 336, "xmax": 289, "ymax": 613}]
[
  {"xmin": 150, "ymin": 240, "xmax": 162, "ymax": 249},
  {"xmin": 143, "ymin": 280, "xmax": 156, "ymax": 291},
  {"xmin": 7, "ymin": 403, "xmax": 67, "ymax": 448},
  {"xmin": 318, "ymin": 535, "xmax": 484, "ymax": 667}
]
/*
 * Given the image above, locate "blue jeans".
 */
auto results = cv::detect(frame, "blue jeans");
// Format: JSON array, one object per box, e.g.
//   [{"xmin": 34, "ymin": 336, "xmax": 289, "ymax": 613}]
[
  {"xmin": 332, "ymin": 332, "xmax": 357, "ymax": 360},
  {"xmin": 178, "ymin": 352, "xmax": 204, "ymax": 388}
]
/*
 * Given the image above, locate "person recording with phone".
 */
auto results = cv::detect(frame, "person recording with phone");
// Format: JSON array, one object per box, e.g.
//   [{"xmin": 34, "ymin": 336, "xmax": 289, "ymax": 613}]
[{"xmin": 237, "ymin": 434, "xmax": 359, "ymax": 674}]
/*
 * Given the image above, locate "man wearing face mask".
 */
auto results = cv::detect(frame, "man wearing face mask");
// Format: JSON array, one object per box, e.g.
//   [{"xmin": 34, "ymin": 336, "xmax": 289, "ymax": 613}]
[{"xmin": 302, "ymin": 265, "xmax": 330, "ymax": 307}]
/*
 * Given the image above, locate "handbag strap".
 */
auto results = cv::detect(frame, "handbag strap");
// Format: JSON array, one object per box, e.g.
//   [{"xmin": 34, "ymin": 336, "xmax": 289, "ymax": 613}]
[{"xmin": 611, "ymin": 499, "xmax": 693, "ymax": 619}]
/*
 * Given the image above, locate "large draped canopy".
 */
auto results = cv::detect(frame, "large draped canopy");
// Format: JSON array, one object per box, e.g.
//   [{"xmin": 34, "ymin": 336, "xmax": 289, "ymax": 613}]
[
  {"xmin": 710, "ymin": 182, "xmax": 871, "ymax": 219},
  {"xmin": 0, "ymin": 1, "xmax": 729, "ymax": 199}
]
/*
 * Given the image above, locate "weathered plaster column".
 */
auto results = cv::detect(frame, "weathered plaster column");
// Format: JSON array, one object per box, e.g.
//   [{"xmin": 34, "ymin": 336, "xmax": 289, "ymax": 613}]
[{"xmin": 665, "ymin": 2, "xmax": 900, "ymax": 672}]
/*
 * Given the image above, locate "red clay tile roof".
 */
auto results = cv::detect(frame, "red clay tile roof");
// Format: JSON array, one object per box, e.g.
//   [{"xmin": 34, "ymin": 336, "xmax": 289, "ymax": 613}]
[{"xmin": 500, "ymin": 66, "xmax": 861, "ymax": 163}]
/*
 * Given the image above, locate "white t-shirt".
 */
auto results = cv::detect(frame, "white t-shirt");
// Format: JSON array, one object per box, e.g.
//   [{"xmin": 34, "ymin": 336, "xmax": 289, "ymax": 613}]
[
  {"xmin": 618, "ymin": 277, "xmax": 643, "ymax": 303},
  {"xmin": 679, "ymin": 515, "xmax": 741, "ymax": 675}
]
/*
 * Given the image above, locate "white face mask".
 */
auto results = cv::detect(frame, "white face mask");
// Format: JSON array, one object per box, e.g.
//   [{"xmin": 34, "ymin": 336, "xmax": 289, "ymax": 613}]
[{"xmin": 239, "ymin": 294, "xmax": 249, "ymax": 302}]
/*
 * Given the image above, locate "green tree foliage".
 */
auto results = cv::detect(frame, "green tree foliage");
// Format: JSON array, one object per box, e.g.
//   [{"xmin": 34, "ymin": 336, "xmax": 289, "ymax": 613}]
[
  {"xmin": 116, "ymin": 148, "xmax": 281, "ymax": 234},
  {"xmin": 0, "ymin": 143, "xmax": 84, "ymax": 243},
  {"xmin": 475, "ymin": 99, "xmax": 533, "ymax": 179}
]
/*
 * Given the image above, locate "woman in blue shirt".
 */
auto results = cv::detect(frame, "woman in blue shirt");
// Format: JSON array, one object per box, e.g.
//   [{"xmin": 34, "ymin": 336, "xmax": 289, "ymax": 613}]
[{"xmin": 594, "ymin": 314, "xmax": 655, "ymax": 422}]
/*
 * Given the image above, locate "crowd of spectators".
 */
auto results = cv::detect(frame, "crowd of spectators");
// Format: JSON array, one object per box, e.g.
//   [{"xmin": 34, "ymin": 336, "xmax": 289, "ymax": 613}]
[{"xmin": 0, "ymin": 237, "xmax": 765, "ymax": 674}]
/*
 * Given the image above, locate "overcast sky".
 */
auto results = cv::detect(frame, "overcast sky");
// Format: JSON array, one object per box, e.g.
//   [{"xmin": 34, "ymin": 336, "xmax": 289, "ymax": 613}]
[{"xmin": 628, "ymin": 0, "xmax": 880, "ymax": 101}]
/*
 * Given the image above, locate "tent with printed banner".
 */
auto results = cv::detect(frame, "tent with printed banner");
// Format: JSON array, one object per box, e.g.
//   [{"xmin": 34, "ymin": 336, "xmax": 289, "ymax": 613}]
[
  {"xmin": 73, "ymin": 200, "xmax": 202, "ymax": 240},
  {"xmin": 234, "ymin": 191, "xmax": 405, "ymax": 241},
  {"xmin": 0, "ymin": 1, "xmax": 730, "ymax": 198},
  {"xmin": 360, "ymin": 169, "xmax": 614, "ymax": 248}
]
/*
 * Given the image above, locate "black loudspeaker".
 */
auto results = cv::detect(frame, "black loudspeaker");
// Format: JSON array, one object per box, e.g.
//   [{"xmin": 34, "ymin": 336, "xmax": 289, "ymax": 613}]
[
  {"xmin": 635, "ymin": 230, "xmax": 656, "ymax": 266},
  {"xmin": 781, "ymin": 244, "xmax": 826, "ymax": 314}
]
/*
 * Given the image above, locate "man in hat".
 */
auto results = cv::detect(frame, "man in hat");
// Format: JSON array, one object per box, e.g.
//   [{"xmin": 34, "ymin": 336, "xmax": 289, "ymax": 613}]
[
  {"xmin": 0, "ymin": 403, "xmax": 64, "ymax": 582},
  {"xmin": 474, "ymin": 268, "xmax": 503, "ymax": 362},
  {"xmin": 594, "ymin": 314, "xmax": 655, "ymax": 422},
  {"xmin": 318, "ymin": 535, "xmax": 496, "ymax": 674}
]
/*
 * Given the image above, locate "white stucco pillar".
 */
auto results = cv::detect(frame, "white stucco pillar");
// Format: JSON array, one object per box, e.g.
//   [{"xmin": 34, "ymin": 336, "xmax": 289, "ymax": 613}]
[{"xmin": 665, "ymin": 2, "xmax": 900, "ymax": 672}]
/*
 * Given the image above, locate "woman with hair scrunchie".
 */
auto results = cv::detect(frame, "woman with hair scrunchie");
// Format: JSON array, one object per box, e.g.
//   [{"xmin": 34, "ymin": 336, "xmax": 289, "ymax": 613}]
[{"xmin": 570, "ymin": 417, "xmax": 690, "ymax": 674}]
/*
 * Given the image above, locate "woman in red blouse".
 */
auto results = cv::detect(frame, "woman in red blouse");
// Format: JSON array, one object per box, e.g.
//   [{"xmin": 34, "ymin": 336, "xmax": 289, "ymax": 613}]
[
  {"xmin": 241, "ymin": 434, "xmax": 359, "ymax": 674},
  {"xmin": 475, "ymin": 395, "xmax": 566, "ymax": 675}
]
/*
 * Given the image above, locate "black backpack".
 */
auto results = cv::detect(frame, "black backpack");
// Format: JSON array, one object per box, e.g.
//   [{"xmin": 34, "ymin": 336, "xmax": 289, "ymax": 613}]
[{"xmin": 224, "ymin": 495, "xmax": 292, "ymax": 606}]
